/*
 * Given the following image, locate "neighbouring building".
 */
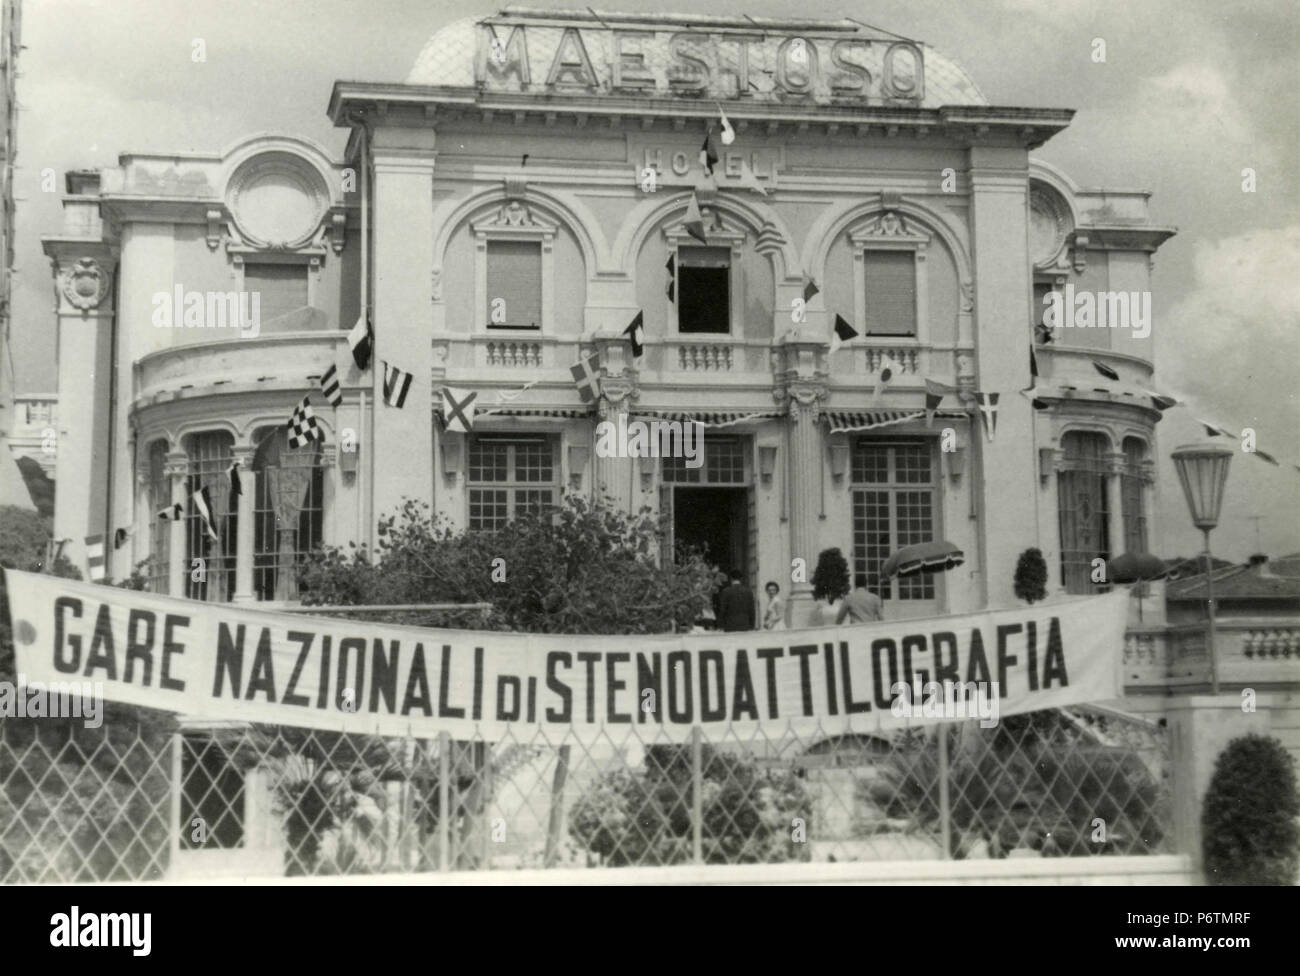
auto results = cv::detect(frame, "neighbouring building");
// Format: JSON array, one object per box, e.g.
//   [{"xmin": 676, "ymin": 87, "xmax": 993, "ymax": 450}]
[{"xmin": 45, "ymin": 8, "xmax": 1180, "ymax": 624}]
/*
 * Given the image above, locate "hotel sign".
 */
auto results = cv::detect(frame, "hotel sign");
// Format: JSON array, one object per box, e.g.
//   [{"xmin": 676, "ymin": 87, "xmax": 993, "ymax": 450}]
[{"xmin": 476, "ymin": 22, "xmax": 925, "ymax": 104}]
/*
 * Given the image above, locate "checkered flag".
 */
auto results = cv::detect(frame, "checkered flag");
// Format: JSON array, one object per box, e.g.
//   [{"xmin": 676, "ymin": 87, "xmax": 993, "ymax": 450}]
[
  {"xmin": 287, "ymin": 395, "xmax": 323, "ymax": 449},
  {"xmin": 320, "ymin": 363, "xmax": 342, "ymax": 408}
]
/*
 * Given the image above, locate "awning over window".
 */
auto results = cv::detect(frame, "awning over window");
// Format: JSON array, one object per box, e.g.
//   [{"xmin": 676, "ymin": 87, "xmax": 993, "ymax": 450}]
[
  {"xmin": 435, "ymin": 406, "xmax": 591, "ymax": 430},
  {"xmin": 632, "ymin": 409, "xmax": 784, "ymax": 428},
  {"xmin": 823, "ymin": 409, "xmax": 968, "ymax": 433}
]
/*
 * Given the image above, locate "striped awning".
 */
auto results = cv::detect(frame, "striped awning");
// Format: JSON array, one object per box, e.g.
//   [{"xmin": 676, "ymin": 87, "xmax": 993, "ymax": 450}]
[
  {"xmin": 632, "ymin": 410, "xmax": 784, "ymax": 428},
  {"xmin": 823, "ymin": 409, "xmax": 967, "ymax": 433},
  {"xmin": 435, "ymin": 406, "xmax": 591, "ymax": 430}
]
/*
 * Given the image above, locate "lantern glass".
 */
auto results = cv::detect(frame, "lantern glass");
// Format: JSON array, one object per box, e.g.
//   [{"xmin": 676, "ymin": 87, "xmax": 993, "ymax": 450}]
[{"xmin": 1170, "ymin": 443, "xmax": 1232, "ymax": 530}]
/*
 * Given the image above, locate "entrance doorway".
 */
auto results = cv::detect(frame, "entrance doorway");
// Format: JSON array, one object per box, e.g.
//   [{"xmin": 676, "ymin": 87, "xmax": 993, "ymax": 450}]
[{"xmin": 671, "ymin": 486, "xmax": 749, "ymax": 577}]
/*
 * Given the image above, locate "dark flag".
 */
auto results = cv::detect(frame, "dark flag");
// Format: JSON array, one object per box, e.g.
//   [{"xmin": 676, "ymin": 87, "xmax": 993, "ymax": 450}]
[
  {"xmin": 829, "ymin": 313, "xmax": 858, "ymax": 354},
  {"xmin": 665, "ymin": 254, "xmax": 676, "ymax": 302},
  {"xmin": 1092, "ymin": 360, "xmax": 1119, "ymax": 381},
  {"xmin": 623, "ymin": 311, "xmax": 645, "ymax": 359},
  {"xmin": 348, "ymin": 315, "xmax": 373, "ymax": 371}
]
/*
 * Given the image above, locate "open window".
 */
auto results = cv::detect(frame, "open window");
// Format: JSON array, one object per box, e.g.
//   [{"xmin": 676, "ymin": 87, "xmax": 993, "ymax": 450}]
[{"xmin": 676, "ymin": 246, "xmax": 732, "ymax": 334}]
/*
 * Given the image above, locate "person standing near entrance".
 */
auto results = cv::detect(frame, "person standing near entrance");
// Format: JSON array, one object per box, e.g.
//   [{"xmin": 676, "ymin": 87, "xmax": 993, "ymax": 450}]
[
  {"xmin": 762, "ymin": 581, "xmax": 786, "ymax": 631},
  {"xmin": 718, "ymin": 568, "xmax": 756, "ymax": 632},
  {"xmin": 836, "ymin": 574, "xmax": 883, "ymax": 624}
]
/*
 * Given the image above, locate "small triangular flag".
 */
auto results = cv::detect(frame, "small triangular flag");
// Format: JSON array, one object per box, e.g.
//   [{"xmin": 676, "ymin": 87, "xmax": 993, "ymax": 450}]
[
  {"xmin": 700, "ymin": 126, "xmax": 720, "ymax": 176},
  {"xmin": 1252, "ymin": 449, "xmax": 1280, "ymax": 467},
  {"xmin": 229, "ymin": 459, "xmax": 242, "ymax": 497},
  {"xmin": 737, "ymin": 158, "xmax": 767, "ymax": 196},
  {"xmin": 873, "ymin": 354, "xmax": 904, "ymax": 400},
  {"xmin": 113, "ymin": 527, "xmax": 131, "ymax": 550},
  {"xmin": 1092, "ymin": 360, "xmax": 1119, "ymax": 381},
  {"xmin": 665, "ymin": 254, "xmax": 676, "ymax": 302},
  {"xmin": 157, "ymin": 502, "xmax": 184, "ymax": 521},
  {"xmin": 830, "ymin": 314, "xmax": 858, "ymax": 354},
  {"xmin": 191, "ymin": 485, "xmax": 218, "ymax": 542},
  {"xmin": 924, "ymin": 378, "xmax": 948, "ymax": 426},
  {"xmin": 623, "ymin": 311, "xmax": 645, "ymax": 359},
  {"xmin": 802, "ymin": 276, "xmax": 820, "ymax": 303}
]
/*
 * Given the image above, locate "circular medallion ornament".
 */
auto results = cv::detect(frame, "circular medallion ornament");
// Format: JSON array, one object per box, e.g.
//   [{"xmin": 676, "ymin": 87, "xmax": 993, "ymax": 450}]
[
  {"xmin": 227, "ymin": 152, "xmax": 329, "ymax": 249},
  {"xmin": 1029, "ymin": 183, "xmax": 1073, "ymax": 270},
  {"xmin": 62, "ymin": 258, "xmax": 110, "ymax": 310}
]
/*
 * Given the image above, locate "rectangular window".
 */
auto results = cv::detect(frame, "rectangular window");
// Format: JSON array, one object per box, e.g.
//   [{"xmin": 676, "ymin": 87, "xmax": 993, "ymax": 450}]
[
  {"xmin": 147, "ymin": 440, "xmax": 170, "ymax": 594},
  {"xmin": 1058, "ymin": 432, "xmax": 1111, "ymax": 593},
  {"xmin": 662, "ymin": 435, "xmax": 745, "ymax": 484},
  {"xmin": 864, "ymin": 250, "xmax": 916, "ymax": 336},
  {"xmin": 253, "ymin": 428, "xmax": 323, "ymax": 602},
  {"xmin": 851, "ymin": 441, "xmax": 936, "ymax": 600},
  {"xmin": 468, "ymin": 435, "xmax": 557, "ymax": 530},
  {"xmin": 676, "ymin": 246, "xmax": 731, "ymax": 334},
  {"xmin": 486, "ymin": 240, "xmax": 542, "ymax": 329},
  {"xmin": 185, "ymin": 432, "xmax": 237, "ymax": 603},
  {"xmin": 244, "ymin": 263, "xmax": 309, "ymax": 325}
]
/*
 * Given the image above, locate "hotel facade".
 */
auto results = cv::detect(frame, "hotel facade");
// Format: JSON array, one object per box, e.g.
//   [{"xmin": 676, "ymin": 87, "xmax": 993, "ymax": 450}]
[{"xmin": 43, "ymin": 9, "xmax": 1177, "ymax": 627}]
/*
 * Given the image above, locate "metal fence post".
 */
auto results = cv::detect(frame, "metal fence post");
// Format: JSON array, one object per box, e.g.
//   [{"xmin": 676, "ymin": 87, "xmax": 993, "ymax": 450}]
[
  {"xmin": 438, "ymin": 731, "xmax": 450, "ymax": 872},
  {"xmin": 691, "ymin": 726, "xmax": 703, "ymax": 865},
  {"xmin": 937, "ymin": 723, "xmax": 952, "ymax": 859},
  {"xmin": 168, "ymin": 731, "xmax": 183, "ymax": 879}
]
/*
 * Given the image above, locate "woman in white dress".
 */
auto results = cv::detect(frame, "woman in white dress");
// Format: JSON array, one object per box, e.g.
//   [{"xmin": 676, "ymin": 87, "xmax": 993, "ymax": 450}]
[{"xmin": 762, "ymin": 581, "xmax": 786, "ymax": 631}]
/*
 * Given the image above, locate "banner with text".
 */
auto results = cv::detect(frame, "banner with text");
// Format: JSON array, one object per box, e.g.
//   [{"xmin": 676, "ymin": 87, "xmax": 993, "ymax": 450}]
[{"xmin": 4, "ymin": 570, "xmax": 1127, "ymax": 742}]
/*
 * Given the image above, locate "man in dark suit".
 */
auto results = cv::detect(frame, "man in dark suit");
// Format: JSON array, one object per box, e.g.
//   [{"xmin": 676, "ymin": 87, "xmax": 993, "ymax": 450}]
[{"xmin": 717, "ymin": 568, "xmax": 756, "ymax": 632}]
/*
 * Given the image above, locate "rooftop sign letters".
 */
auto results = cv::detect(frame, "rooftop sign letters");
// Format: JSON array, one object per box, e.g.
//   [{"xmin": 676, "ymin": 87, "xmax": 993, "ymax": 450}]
[{"xmin": 475, "ymin": 21, "xmax": 925, "ymax": 105}]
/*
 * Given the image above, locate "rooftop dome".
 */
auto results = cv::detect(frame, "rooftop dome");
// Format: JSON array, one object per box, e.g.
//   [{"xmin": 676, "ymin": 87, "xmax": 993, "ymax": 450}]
[{"xmin": 406, "ymin": 10, "xmax": 987, "ymax": 109}]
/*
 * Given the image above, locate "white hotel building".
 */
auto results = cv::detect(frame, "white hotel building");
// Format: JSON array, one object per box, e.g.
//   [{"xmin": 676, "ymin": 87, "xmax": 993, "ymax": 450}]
[{"xmin": 43, "ymin": 9, "xmax": 1176, "ymax": 626}]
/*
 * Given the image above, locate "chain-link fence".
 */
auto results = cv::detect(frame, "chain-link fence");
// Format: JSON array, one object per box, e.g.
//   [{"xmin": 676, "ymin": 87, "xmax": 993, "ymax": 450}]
[{"xmin": 0, "ymin": 705, "xmax": 1171, "ymax": 881}]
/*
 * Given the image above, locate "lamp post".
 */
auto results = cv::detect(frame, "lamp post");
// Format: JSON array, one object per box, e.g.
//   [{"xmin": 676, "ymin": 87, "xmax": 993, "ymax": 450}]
[{"xmin": 1170, "ymin": 443, "xmax": 1233, "ymax": 695}]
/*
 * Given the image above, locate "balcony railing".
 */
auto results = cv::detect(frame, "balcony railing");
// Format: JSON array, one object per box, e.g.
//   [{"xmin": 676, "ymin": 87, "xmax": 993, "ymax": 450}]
[{"xmin": 1123, "ymin": 618, "xmax": 1300, "ymax": 692}]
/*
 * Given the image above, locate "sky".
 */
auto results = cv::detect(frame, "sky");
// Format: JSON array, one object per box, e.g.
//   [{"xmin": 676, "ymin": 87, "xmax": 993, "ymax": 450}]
[{"xmin": 8, "ymin": 0, "xmax": 1299, "ymax": 561}]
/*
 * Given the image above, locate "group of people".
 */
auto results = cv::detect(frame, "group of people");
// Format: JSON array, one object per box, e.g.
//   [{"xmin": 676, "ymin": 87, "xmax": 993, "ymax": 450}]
[{"xmin": 694, "ymin": 570, "xmax": 884, "ymax": 633}]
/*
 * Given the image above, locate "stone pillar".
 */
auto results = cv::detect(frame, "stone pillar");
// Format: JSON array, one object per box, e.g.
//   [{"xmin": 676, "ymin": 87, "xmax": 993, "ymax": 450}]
[
  {"xmin": 773, "ymin": 338, "xmax": 828, "ymax": 629},
  {"xmin": 1107, "ymin": 452, "xmax": 1126, "ymax": 557},
  {"xmin": 232, "ymin": 447, "xmax": 257, "ymax": 604},
  {"xmin": 593, "ymin": 337, "xmax": 638, "ymax": 512},
  {"xmin": 166, "ymin": 451, "xmax": 188, "ymax": 598},
  {"xmin": 370, "ymin": 137, "xmax": 437, "ymax": 547},
  {"xmin": 1165, "ymin": 696, "xmax": 1269, "ymax": 876}
]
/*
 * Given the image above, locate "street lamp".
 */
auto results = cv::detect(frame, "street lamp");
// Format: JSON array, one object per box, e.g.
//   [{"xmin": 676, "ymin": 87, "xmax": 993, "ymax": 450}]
[{"xmin": 1170, "ymin": 442, "xmax": 1233, "ymax": 695}]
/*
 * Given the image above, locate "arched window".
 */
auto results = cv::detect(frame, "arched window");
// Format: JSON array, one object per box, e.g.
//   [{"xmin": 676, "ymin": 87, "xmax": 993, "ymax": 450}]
[
  {"xmin": 1121, "ymin": 437, "xmax": 1149, "ymax": 554},
  {"xmin": 184, "ymin": 431, "xmax": 237, "ymax": 602},
  {"xmin": 1057, "ymin": 431, "xmax": 1111, "ymax": 593},
  {"xmin": 252, "ymin": 426, "xmax": 323, "ymax": 601}
]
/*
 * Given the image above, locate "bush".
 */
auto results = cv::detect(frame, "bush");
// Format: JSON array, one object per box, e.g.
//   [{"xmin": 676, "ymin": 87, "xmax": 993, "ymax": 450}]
[
  {"xmin": 569, "ymin": 744, "xmax": 812, "ymax": 866},
  {"xmin": 811, "ymin": 547, "xmax": 850, "ymax": 604},
  {"xmin": 1013, "ymin": 548, "xmax": 1048, "ymax": 605},
  {"xmin": 1202, "ymin": 734, "xmax": 1299, "ymax": 885}
]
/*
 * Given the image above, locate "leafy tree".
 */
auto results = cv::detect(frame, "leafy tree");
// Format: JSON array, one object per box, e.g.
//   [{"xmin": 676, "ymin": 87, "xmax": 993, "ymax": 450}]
[
  {"xmin": 811, "ymin": 547, "xmax": 850, "ymax": 604},
  {"xmin": 1202, "ymin": 734, "xmax": 1299, "ymax": 885},
  {"xmin": 1013, "ymin": 548, "xmax": 1048, "ymax": 605}
]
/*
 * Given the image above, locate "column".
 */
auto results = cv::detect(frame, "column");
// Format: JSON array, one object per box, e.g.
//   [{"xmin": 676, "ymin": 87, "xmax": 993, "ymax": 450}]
[
  {"xmin": 774, "ymin": 338, "xmax": 828, "ymax": 629},
  {"xmin": 370, "ymin": 139, "xmax": 437, "ymax": 546},
  {"xmin": 232, "ymin": 447, "xmax": 257, "ymax": 604},
  {"xmin": 593, "ymin": 341, "xmax": 638, "ymax": 512},
  {"xmin": 1107, "ymin": 452, "xmax": 1126, "ymax": 557},
  {"xmin": 968, "ymin": 147, "xmax": 1036, "ymax": 608},
  {"xmin": 166, "ymin": 451, "xmax": 188, "ymax": 597}
]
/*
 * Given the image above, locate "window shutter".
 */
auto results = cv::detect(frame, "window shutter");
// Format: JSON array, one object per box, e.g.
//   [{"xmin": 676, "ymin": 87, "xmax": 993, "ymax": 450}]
[
  {"xmin": 486, "ymin": 241, "xmax": 542, "ymax": 329},
  {"xmin": 864, "ymin": 250, "xmax": 916, "ymax": 336},
  {"xmin": 244, "ymin": 264, "xmax": 308, "ymax": 325}
]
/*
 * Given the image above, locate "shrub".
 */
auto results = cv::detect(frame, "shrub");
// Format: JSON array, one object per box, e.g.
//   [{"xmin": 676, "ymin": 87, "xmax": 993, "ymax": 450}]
[
  {"xmin": 1202, "ymin": 734, "xmax": 1299, "ymax": 885},
  {"xmin": 811, "ymin": 547, "xmax": 850, "ymax": 604},
  {"xmin": 1013, "ymin": 548, "xmax": 1048, "ymax": 605}
]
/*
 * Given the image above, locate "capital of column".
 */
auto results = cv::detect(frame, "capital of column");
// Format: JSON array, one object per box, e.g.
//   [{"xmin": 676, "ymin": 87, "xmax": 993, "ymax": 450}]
[
  {"xmin": 598, "ymin": 374, "xmax": 639, "ymax": 418},
  {"xmin": 163, "ymin": 450, "xmax": 189, "ymax": 479}
]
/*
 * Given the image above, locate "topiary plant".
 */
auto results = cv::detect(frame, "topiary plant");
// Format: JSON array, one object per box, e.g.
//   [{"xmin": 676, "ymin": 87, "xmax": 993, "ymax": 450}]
[
  {"xmin": 811, "ymin": 547, "xmax": 850, "ymax": 605},
  {"xmin": 1013, "ymin": 548, "xmax": 1048, "ymax": 605},
  {"xmin": 1202, "ymin": 734, "xmax": 1299, "ymax": 885}
]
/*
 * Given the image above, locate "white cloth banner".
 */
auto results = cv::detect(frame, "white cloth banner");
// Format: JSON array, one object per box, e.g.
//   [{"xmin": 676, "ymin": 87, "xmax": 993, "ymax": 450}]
[{"xmin": 4, "ymin": 570, "xmax": 1127, "ymax": 742}]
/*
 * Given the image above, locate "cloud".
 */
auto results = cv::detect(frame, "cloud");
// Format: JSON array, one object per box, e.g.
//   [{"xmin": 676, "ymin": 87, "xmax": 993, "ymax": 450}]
[{"xmin": 1149, "ymin": 63, "xmax": 1251, "ymax": 143}]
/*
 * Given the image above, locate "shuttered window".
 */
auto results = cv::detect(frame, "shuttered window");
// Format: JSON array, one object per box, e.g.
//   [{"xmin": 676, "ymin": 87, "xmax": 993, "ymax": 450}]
[
  {"xmin": 244, "ymin": 263, "xmax": 308, "ymax": 325},
  {"xmin": 486, "ymin": 240, "xmax": 542, "ymax": 329},
  {"xmin": 864, "ymin": 250, "xmax": 916, "ymax": 336}
]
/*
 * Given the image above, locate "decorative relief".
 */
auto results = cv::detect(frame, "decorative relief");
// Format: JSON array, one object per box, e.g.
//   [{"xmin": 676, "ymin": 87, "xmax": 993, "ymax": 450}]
[
  {"xmin": 226, "ymin": 151, "xmax": 331, "ymax": 249},
  {"xmin": 1029, "ymin": 182, "xmax": 1074, "ymax": 270},
  {"xmin": 61, "ymin": 258, "xmax": 112, "ymax": 310}
]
